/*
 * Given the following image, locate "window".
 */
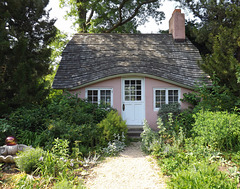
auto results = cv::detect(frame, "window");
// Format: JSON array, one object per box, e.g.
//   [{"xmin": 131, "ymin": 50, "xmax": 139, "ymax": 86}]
[
  {"xmin": 124, "ymin": 79, "xmax": 142, "ymax": 101},
  {"xmin": 86, "ymin": 88, "xmax": 112, "ymax": 106},
  {"xmin": 154, "ymin": 88, "xmax": 180, "ymax": 110}
]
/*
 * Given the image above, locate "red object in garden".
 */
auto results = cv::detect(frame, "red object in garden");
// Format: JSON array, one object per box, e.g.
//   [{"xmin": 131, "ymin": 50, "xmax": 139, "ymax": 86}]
[{"xmin": 5, "ymin": 136, "xmax": 17, "ymax": 146}]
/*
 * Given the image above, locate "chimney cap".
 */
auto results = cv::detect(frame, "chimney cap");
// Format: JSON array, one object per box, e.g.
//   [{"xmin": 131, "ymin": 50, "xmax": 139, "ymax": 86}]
[{"xmin": 172, "ymin": 9, "xmax": 181, "ymax": 15}]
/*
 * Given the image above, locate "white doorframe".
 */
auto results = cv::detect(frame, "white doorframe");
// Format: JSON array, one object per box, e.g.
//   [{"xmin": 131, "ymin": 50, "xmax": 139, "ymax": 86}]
[{"xmin": 121, "ymin": 78, "xmax": 145, "ymax": 126}]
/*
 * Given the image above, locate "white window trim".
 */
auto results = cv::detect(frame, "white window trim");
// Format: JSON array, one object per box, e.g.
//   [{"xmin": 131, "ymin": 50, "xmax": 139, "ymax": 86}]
[
  {"xmin": 85, "ymin": 88, "xmax": 113, "ymax": 106},
  {"xmin": 153, "ymin": 88, "xmax": 181, "ymax": 111}
]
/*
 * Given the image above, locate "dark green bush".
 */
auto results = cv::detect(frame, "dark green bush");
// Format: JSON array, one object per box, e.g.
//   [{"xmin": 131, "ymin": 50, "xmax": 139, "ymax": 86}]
[
  {"xmin": 157, "ymin": 103, "xmax": 181, "ymax": 134},
  {"xmin": 0, "ymin": 119, "xmax": 16, "ymax": 145},
  {"xmin": 175, "ymin": 109, "xmax": 195, "ymax": 138},
  {"xmin": 98, "ymin": 110, "xmax": 128, "ymax": 145},
  {"xmin": 193, "ymin": 111, "xmax": 240, "ymax": 150},
  {"xmin": 158, "ymin": 103, "xmax": 181, "ymax": 123},
  {"xmin": 7, "ymin": 92, "xmax": 111, "ymax": 154},
  {"xmin": 9, "ymin": 105, "xmax": 48, "ymax": 132}
]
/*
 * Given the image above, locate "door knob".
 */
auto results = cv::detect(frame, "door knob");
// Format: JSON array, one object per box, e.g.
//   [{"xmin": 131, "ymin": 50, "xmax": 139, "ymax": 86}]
[{"xmin": 122, "ymin": 104, "xmax": 125, "ymax": 111}]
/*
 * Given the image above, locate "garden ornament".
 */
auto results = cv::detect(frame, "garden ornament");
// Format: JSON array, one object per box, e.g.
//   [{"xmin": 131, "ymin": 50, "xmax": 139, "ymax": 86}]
[{"xmin": 0, "ymin": 136, "xmax": 31, "ymax": 163}]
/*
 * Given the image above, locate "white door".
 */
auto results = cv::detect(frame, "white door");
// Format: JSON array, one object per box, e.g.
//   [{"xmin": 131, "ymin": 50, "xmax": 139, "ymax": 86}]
[{"xmin": 122, "ymin": 78, "xmax": 145, "ymax": 125}]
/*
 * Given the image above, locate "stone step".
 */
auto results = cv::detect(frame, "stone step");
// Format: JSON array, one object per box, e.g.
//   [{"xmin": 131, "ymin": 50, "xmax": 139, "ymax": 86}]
[{"xmin": 127, "ymin": 126, "xmax": 143, "ymax": 138}]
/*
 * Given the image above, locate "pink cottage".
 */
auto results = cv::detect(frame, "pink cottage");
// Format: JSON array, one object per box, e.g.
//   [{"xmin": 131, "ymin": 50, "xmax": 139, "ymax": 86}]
[{"xmin": 53, "ymin": 9, "xmax": 205, "ymax": 132}]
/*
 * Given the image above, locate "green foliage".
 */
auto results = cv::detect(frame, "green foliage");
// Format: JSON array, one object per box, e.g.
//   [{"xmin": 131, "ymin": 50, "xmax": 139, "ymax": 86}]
[
  {"xmin": 15, "ymin": 147, "xmax": 44, "ymax": 174},
  {"xmin": 182, "ymin": 76, "xmax": 239, "ymax": 112},
  {"xmin": 51, "ymin": 138, "xmax": 69, "ymax": 158},
  {"xmin": 193, "ymin": 111, "xmax": 240, "ymax": 151},
  {"xmin": 181, "ymin": 92, "xmax": 201, "ymax": 107},
  {"xmin": 59, "ymin": 0, "xmax": 164, "ymax": 33},
  {"xmin": 168, "ymin": 162, "xmax": 238, "ymax": 188},
  {"xmin": 0, "ymin": 0, "xmax": 57, "ymax": 115},
  {"xmin": 180, "ymin": 0, "xmax": 240, "ymax": 96},
  {"xmin": 175, "ymin": 109, "xmax": 195, "ymax": 138},
  {"xmin": 6, "ymin": 92, "xmax": 111, "ymax": 154},
  {"xmin": 157, "ymin": 103, "xmax": 181, "ymax": 126},
  {"xmin": 16, "ymin": 130, "xmax": 47, "ymax": 148},
  {"xmin": 97, "ymin": 110, "xmax": 127, "ymax": 145},
  {"xmin": 53, "ymin": 179, "xmax": 85, "ymax": 189},
  {"xmin": 15, "ymin": 173, "xmax": 40, "ymax": 189},
  {"xmin": 0, "ymin": 119, "xmax": 15, "ymax": 145},
  {"xmin": 103, "ymin": 133, "xmax": 126, "ymax": 156},
  {"xmin": 8, "ymin": 105, "xmax": 48, "ymax": 132},
  {"xmin": 47, "ymin": 92, "xmax": 110, "ymax": 125},
  {"xmin": 140, "ymin": 120, "xmax": 159, "ymax": 153}
]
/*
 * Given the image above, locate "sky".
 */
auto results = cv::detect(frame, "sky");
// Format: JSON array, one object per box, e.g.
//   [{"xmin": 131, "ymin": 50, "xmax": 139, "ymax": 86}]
[{"xmin": 47, "ymin": 0, "xmax": 191, "ymax": 35}]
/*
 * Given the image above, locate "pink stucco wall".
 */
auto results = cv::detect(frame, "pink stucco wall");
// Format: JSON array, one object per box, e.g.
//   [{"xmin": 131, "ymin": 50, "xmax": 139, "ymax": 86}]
[
  {"xmin": 145, "ymin": 77, "xmax": 193, "ymax": 130},
  {"xmin": 70, "ymin": 76, "xmax": 193, "ymax": 130},
  {"xmin": 70, "ymin": 77, "xmax": 122, "ymax": 113}
]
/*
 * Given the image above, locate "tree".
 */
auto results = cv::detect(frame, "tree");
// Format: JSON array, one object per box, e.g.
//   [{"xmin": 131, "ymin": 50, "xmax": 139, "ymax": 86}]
[
  {"xmin": 179, "ymin": 0, "xmax": 240, "ymax": 96},
  {"xmin": 59, "ymin": 0, "xmax": 164, "ymax": 33},
  {"xmin": 0, "ymin": 0, "xmax": 57, "ymax": 115},
  {"xmin": 46, "ymin": 29, "xmax": 69, "ymax": 85}
]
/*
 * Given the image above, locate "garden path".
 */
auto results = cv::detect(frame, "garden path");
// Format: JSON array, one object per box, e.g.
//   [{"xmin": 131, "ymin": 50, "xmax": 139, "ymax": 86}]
[{"xmin": 84, "ymin": 142, "xmax": 167, "ymax": 189}]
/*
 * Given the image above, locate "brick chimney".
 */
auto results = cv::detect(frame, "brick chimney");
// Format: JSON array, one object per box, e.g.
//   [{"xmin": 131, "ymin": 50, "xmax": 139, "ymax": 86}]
[{"xmin": 169, "ymin": 9, "xmax": 185, "ymax": 42}]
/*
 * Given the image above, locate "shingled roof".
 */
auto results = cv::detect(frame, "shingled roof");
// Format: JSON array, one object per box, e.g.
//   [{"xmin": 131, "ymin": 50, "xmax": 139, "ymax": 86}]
[{"xmin": 52, "ymin": 33, "xmax": 205, "ymax": 90}]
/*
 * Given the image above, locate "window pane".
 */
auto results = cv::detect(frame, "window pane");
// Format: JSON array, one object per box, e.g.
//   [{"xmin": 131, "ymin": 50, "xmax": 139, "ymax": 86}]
[
  {"xmin": 169, "ymin": 90, "xmax": 173, "ymax": 95},
  {"xmin": 155, "ymin": 89, "xmax": 166, "ymax": 109},
  {"xmin": 137, "ymin": 96, "xmax": 141, "ymax": 100},
  {"xmin": 100, "ymin": 90, "xmax": 111, "ymax": 106},
  {"xmin": 161, "ymin": 96, "xmax": 165, "ymax": 101}
]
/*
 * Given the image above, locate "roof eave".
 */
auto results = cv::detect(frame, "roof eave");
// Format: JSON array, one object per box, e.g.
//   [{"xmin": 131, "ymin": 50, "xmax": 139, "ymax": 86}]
[{"xmin": 67, "ymin": 73, "xmax": 195, "ymax": 91}]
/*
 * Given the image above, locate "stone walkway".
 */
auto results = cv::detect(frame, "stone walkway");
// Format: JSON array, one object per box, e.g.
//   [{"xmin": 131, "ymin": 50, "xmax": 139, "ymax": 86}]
[{"xmin": 85, "ymin": 142, "xmax": 167, "ymax": 189}]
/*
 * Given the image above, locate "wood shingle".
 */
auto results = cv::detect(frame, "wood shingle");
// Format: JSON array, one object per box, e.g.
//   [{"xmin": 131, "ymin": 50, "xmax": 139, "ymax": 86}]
[{"xmin": 52, "ymin": 33, "xmax": 205, "ymax": 90}]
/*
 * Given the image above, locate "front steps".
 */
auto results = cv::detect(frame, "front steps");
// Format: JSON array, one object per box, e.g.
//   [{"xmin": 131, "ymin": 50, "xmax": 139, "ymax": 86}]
[{"xmin": 127, "ymin": 126, "xmax": 143, "ymax": 138}]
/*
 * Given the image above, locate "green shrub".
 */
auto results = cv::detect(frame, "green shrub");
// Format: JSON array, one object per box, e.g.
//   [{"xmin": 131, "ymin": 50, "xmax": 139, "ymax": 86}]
[
  {"xmin": 140, "ymin": 120, "xmax": 158, "ymax": 153},
  {"xmin": 16, "ymin": 130, "xmax": 47, "ymax": 148},
  {"xmin": 103, "ymin": 133, "xmax": 126, "ymax": 156},
  {"xmin": 47, "ymin": 92, "xmax": 110, "ymax": 125},
  {"xmin": 168, "ymin": 162, "xmax": 238, "ymax": 188},
  {"xmin": 157, "ymin": 103, "xmax": 181, "ymax": 124},
  {"xmin": 157, "ymin": 103, "xmax": 181, "ymax": 134},
  {"xmin": 193, "ymin": 111, "xmax": 240, "ymax": 150},
  {"xmin": 97, "ymin": 110, "xmax": 127, "ymax": 145},
  {"xmin": 15, "ymin": 147, "xmax": 44, "ymax": 174},
  {"xmin": 175, "ymin": 109, "xmax": 195, "ymax": 138},
  {"xmin": 9, "ymin": 105, "xmax": 48, "ymax": 132},
  {"xmin": 0, "ymin": 119, "xmax": 15, "ymax": 145},
  {"xmin": 45, "ymin": 120, "xmax": 102, "ymax": 154}
]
